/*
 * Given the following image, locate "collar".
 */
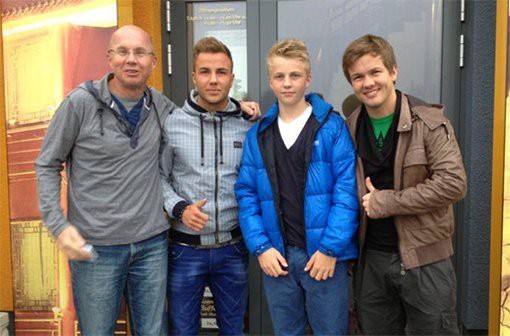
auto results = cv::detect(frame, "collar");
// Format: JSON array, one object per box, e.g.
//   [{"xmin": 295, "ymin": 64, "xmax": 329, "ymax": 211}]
[
  {"xmin": 186, "ymin": 89, "xmax": 242, "ymax": 116},
  {"xmin": 396, "ymin": 91, "xmax": 413, "ymax": 132},
  {"xmin": 259, "ymin": 92, "xmax": 332, "ymax": 133}
]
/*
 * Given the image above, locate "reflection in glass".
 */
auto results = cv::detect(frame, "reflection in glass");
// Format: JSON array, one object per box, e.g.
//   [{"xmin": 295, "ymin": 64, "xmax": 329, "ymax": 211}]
[
  {"xmin": 186, "ymin": 2, "xmax": 247, "ymax": 100},
  {"xmin": 278, "ymin": 0, "xmax": 442, "ymax": 114}
]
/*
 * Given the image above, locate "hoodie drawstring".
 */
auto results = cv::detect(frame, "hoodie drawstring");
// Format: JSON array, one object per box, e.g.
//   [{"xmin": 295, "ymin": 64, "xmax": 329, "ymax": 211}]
[
  {"xmin": 219, "ymin": 115, "xmax": 224, "ymax": 165},
  {"xmin": 98, "ymin": 107, "xmax": 104, "ymax": 136},
  {"xmin": 85, "ymin": 81, "xmax": 107, "ymax": 136},
  {"xmin": 200, "ymin": 114, "xmax": 205, "ymax": 166}
]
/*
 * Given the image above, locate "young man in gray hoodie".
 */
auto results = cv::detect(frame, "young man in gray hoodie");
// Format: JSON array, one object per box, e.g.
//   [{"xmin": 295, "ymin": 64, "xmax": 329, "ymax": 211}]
[
  {"xmin": 160, "ymin": 37, "xmax": 259, "ymax": 335},
  {"xmin": 35, "ymin": 25, "xmax": 175, "ymax": 335}
]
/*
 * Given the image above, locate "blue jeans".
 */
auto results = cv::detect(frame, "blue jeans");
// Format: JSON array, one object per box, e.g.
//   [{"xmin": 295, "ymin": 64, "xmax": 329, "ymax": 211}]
[
  {"xmin": 262, "ymin": 246, "xmax": 349, "ymax": 335},
  {"xmin": 167, "ymin": 241, "xmax": 248, "ymax": 336},
  {"xmin": 70, "ymin": 231, "xmax": 168, "ymax": 336}
]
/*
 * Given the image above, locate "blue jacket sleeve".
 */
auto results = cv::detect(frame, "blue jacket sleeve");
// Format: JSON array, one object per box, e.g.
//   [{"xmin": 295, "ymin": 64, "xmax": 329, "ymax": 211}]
[
  {"xmin": 318, "ymin": 119, "xmax": 359, "ymax": 258},
  {"xmin": 235, "ymin": 127, "xmax": 272, "ymax": 256}
]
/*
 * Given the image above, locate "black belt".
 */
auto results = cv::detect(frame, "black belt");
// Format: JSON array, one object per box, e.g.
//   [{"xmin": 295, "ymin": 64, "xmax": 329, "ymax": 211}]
[{"xmin": 169, "ymin": 226, "xmax": 242, "ymax": 247}]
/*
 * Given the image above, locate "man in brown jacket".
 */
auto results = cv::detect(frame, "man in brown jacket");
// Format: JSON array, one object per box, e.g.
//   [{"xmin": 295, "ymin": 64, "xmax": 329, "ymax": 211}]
[{"xmin": 342, "ymin": 34, "xmax": 467, "ymax": 335}]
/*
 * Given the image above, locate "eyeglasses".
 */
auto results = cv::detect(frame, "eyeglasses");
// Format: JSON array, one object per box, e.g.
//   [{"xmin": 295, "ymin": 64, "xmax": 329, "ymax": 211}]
[{"xmin": 108, "ymin": 48, "xmax": 155, "ymax": 59}]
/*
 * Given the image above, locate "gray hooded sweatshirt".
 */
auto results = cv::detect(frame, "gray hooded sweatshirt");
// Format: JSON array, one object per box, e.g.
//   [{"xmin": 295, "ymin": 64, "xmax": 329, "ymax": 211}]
[
  {"xmin": 35, "ymin": 73, "xmax": 176, "ymax": 245},
  {"xmin": 160, "ymin": 90, "xmax": 252, "ymax": 245}
]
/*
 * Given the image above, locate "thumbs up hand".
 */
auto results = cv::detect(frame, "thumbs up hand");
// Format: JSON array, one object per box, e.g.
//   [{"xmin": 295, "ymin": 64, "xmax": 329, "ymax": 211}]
[
  {"xmin": 182, "ymin": 199, "xmax": 209, "ymax": 231},
  {"xmin": 362, "ymin": 177, "xmax": 376, "ymax": 218}
]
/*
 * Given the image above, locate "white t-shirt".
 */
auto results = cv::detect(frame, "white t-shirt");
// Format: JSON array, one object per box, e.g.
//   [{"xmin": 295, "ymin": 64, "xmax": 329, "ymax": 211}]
[{"xmin": 277, "ymin": 105, "xmax": 313, "ymax": 149}]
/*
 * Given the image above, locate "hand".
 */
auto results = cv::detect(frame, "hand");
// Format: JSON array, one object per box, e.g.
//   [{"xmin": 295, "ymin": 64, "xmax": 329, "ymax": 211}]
[
  {"xmin": 258, "ymin": 247, "xmax": 288, "ymax": 277},
  {"xmin": 362, "ymin": 177, "xmax": 376, "ymax": 218},
  {"xmin": 56, "ymin": 225, "xmax": 92, "ymax": 260},
  {"xmin": 240, "ymin": 101, "xmax": 261, "ymax": 121},
  {"xmin": 304, "ymin": 250, "xmax": 336, "ymax": 281},
  {"xmin": 181, "ymin": 199, "xmax": 209, "ymax": 231}
]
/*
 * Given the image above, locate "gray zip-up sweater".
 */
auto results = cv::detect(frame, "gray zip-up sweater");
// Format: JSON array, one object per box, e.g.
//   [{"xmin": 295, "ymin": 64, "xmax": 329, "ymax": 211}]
[
  {"xmin": 35, "ymin": 73, "xmax": 176, "ymax": 245},
  {"xmin": 160, "ymin": 90, "xmax": 252, "ymax": 245}
]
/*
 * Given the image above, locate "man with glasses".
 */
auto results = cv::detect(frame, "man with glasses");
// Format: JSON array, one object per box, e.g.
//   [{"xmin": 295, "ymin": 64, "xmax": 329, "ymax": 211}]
[{"xmin": 36, "ymin": 25, "xmax": 175, "ymax": 335}]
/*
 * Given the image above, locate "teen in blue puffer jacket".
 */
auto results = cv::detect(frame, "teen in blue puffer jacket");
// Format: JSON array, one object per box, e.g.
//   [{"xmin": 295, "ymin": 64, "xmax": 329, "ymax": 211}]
[
  {"xmin": 236, "ymin": 92, "xmax": 359, "ymax": 258},
  {"xmin": 235, "ymin": 39, "xmax": 358, "ymax": 335}
]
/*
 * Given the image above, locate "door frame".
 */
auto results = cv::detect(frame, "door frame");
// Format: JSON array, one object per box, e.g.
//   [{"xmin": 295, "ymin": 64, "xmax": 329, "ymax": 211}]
[{"xmin": 163, "ymin": 1, "xmax": 462, "ymax": 334}]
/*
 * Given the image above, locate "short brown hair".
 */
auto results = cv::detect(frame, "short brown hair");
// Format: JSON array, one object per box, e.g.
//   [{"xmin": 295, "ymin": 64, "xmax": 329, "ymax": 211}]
[
  {"xmin": 342, "ymin": 34, "xmax": 397, "ymax": 83},
  {"xmin": 267, "ymin": 39, "xmax": 311, "ymax": 75},
  {"xmin": 193, "ymin": 37, "xmax": 233, "ymax": 71}
]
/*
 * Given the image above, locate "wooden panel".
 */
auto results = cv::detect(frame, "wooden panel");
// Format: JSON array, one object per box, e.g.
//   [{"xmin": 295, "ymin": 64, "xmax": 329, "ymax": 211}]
[
  {"xmin": 117, "ymin": 0, "xmax": 133, "ymax": 27},
  {"xmin": 0, "ymin": 0, "xmax": 15, "ymax": 312},
  {"xmin": 133, "ymin": 0, "xmax": 162, "ymax": 91},
  {"xmin": 15, "ymin": 311, "xmax": 61, "ymax": 336},
  {"xmin": 1, "ymin": 7, "xmax": 118, "ymax": 333},
  {"xmin": 7, "ymin": 127, "xmax": 45, "ymax": 220},
  {"xmin": 3, "ymin": 27, "xmax": 62, "ymax": 126},
  {"xmin": 490, "ymin": 1, "xmax": 508, "ymax": 335},
  {"xmin": 11, "ymin": 221, "xmax": 59, "ymax": 311}
]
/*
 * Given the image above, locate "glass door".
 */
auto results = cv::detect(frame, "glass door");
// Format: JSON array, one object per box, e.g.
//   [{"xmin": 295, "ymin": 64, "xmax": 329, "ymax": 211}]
[{"xmin": 165, "ymin": 1, "xmax": 461, "ymax": 334}]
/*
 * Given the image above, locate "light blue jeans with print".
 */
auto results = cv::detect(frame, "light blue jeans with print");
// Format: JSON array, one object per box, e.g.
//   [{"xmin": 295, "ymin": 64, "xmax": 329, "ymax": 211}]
[
  {"xmin": 262, "ymin": 246, "xmax": 350, "ymax": 335},
  {"xmin": 70, "ymin": 231, "xmax": 168, "ymax": 336}
]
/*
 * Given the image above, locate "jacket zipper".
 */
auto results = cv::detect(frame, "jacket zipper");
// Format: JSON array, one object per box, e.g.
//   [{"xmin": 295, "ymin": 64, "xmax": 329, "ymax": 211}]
[
  {"xmin": 213, "ymin": 113, "xmax": 220, "ymax": 244},
  {"xmin": 302, "ymin": 112, "xmax": 331, "ymax": 253}
]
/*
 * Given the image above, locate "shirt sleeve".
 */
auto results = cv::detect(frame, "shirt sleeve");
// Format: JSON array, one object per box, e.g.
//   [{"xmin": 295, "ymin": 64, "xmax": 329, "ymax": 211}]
[
  {"xmin": 35, "ymin": 97, "xmax": 81, "ymax": 237},
  {"xmin": 159, "ymin": 113, "xmax": 188, "ymax": 218}
]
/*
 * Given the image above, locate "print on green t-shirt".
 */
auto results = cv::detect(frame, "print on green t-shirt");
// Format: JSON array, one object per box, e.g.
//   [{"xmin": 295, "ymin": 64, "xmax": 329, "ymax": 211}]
[{"xmin": 370, "ymin": 113, "xmax": 394, "ymax": 150}]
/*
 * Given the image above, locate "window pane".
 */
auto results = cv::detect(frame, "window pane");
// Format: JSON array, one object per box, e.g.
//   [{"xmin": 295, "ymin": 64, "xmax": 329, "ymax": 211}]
[
  {"xmin": 278, "ymin": 0, "xmax": 442, "ymax": 115},
  {"xmin": 187, "ymin": 2, "xmax": 248, "ymax": 100}
]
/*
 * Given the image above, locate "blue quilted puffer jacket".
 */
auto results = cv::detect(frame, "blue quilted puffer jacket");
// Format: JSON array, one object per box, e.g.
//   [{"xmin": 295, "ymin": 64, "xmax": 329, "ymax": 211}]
[{"xmin": 235, "ymin": 93, "xmax": 359, "ymax": 260}]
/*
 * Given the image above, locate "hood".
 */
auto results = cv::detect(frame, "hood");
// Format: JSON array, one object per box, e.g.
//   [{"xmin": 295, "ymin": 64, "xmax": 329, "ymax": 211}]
[
  {"xmin": 182, "ymin": 89, "xmax": 244, "ymax": 120},
  {"xmin": 77, "ymin": 73, "xmax": 177, "ymax": 149},
  {"xmin": 181, "ymin": 90, "xmax": 246, "ymax": 167}
]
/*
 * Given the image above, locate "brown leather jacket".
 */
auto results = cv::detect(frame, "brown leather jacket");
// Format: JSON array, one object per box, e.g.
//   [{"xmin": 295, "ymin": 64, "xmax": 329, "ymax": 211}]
[{"xmin": 346, "ymin": 93, "xmax": 467, "ymax": 269}]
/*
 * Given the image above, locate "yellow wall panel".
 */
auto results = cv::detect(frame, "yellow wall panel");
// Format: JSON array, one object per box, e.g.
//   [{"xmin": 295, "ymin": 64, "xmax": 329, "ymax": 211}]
[
  {"xmin": 117, "ymin": 0, "xmax": 163, "ymax": 91},
  {"xmin": 0, "ymin": 0, "xmax": 15, "ymax": 312},
  {"xmin": 490, "ymin": 0, "xmax": 508, "ymax": 335}
]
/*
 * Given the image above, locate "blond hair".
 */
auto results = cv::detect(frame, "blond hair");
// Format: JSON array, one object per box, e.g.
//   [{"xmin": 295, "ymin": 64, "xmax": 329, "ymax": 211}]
[{"xmin": 267, "ymin": 39, "xmax": 311, "ymax": 75}]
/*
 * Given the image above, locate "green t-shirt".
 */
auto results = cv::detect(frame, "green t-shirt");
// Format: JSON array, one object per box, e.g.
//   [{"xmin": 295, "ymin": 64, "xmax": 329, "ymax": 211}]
[{"xmin": 370, "ymin": 113, "xmax": 394, "ymax": 150}]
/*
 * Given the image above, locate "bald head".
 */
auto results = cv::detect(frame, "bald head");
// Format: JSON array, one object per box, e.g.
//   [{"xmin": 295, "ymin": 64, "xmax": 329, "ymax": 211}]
[
  {"xmin": 108, "ymin": 25, "xmax": 154, "ymax": 53},
  {"xmin": 106, "ymin": 24, "xmax": 157, "ymax": 98}
]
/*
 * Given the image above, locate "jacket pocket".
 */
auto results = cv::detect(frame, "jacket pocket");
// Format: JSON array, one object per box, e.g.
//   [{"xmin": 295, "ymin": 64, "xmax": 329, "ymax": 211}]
[
  {"xmin": 232, "ymin": 241, "xmax": 249, "ymax": 255},
  {"xmin": 169, "ymin": 244, "xmax": 186, "ymax": 261},
  {"xmin": 402, "ymin": 147, "xmax": 429, "ymax": 188}
]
